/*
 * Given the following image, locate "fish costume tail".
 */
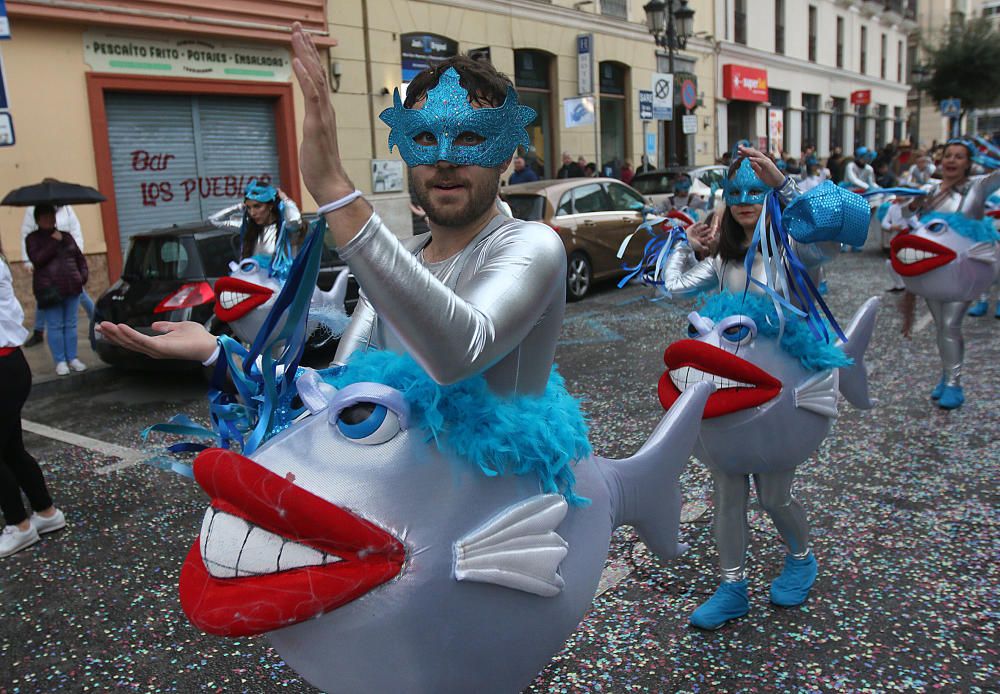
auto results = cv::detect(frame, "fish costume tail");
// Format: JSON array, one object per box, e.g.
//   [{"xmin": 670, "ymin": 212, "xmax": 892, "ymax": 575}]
[
  {"xmin": 836, "ymin": 296, "xmax": 880, "ymax": 410},
  {"xmin": 604, "ymin": 381, "xmax": 712, "ymax": 563}
]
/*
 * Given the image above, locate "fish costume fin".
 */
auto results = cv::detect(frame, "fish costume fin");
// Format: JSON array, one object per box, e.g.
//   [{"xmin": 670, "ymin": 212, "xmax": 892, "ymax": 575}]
[
  {"xmin": 793, "ymin": 370, "xmax": 839, "ymax": 417},
  {"xmin": 453, "ymin": 494, "xmax": 569, "ymax": 597},
  {"xmin": 966, "ymin": 241, "xmax": 999, "ymax": 264},
  {"xmin": 605, "ymin": 381, "xmax": 712, "ymax": 564},
  {"xmin": 835, "ymin": 296, "xmax": 880, "ymax": 410}
]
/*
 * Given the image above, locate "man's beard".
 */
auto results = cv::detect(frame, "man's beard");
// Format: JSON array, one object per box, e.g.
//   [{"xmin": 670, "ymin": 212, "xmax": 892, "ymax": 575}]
[{"xmin": 413, "ymin": 168, "xmax": 500, "ymax": 228}]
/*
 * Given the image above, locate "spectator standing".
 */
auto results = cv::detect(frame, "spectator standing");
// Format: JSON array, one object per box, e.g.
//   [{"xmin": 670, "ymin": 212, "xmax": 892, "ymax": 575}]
[
  {"xmin": 637, "ymin": 154, "xmax": 656, "ymax": 173},
  {"xmin": 508, "ymin": 156, "xmax": 540, "ymax": 184},
  {"xmin": 25, "ymin": 205, "xmax": 88, "ymax": 376},
  {"xmin": 0, "ymin": 242, "xmax": 66, "ymax": 557},
  {"xmin": 584, "ymin": 162, "xmax": 598, "ymax": 177},
  {"xmin": 620, "ymin": 161, "xmax": 635, "ymax": 185},
  {"xmin": 20, "ymin": 202, "xmax": 90, "ymax": 347},
  {"xmin": 826, "ymin": 147, "xmax": 845, "ymax": 184},
  {"xmin": 556, "ymin": 152, "xmax": 584, "ymax": 179}
]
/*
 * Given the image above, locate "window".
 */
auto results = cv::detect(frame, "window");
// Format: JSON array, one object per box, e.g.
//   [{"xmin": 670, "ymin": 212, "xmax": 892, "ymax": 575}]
[
  {"xmin": 830, "ymin": 97, "xmax": 845, "ymax": 151},
  {"xmin": 572, "ymin": 183, "xmax": 612, "ymax": 214},
  {"xmin": 836, "ymin": 17, "xmax": 844, "ymax": 68},
  {"xmin": 599, "ymin": 61, "xmax": 628, "ymax": 170},
  {"xmin": 768, "ymin": 88, "xmax": 790, "ymax": 153},
  {"xmin": 556, "ymin": 192, "xmax": 574, "ymax": 216},
  {"xmin": 735, "ymin": 0, "xmax": 747, "ymax": 45},
  {"xmin": 860, "ymin": 26, "xmax": 868, "ymax": 74},
  {"xmin": 808, "ymin": 6, "xmax": 817, "ymax": 62},
  {"xmin": 855, "ymin": 103, "xmax": 869, "ymax": 148},
  {"xmin": 776, "ymin": 0, "xmax": 785, "ymax": 54},
  {"xmin": 802, "ymin": 93, "xmax": 820, "ymax": 152},
  {"xmin": 505, "ymin": 194, "xmax": 545, "ymax": 222},
  {"xmin": 197, "ymin": 234, "xmax": 239, "ymax": 277},
  {"xmin": 897, "ymin": 40, "xmax": 904, "ymax": 82},
  {"xmin": 606, "ymin": 183, "xmax": 646, "ymax": 212},
  {"xmin": 875, "ymin": 104, "xmax": 888, "ymax": 149},
  {"xmin": 880, "ymin": 33, "xmax": 887, "ymax": 79},
  {"xmin": 600, "ymin": 0, "xmax": 627, "ymax": 19},
  {"xmin": 893, "ymin": 106, "xmax": 904, "ymax": 142},
  {"xmin": 514, "ymin": 50, "xmax": 554, "ymax": 177}
]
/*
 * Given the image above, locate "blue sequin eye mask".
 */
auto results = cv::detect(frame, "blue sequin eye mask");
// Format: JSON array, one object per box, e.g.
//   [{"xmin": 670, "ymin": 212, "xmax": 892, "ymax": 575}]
[
  {"xmin": 724, "ymin": 158, "xmax": 768, "ymax": 206},
  {"xmin": 245, "ymin": 179, "xmax": 278, "ymax": 203},
  {"xmin": 379, "ymin": 68, "xmax": 536, "ymax": 168}
]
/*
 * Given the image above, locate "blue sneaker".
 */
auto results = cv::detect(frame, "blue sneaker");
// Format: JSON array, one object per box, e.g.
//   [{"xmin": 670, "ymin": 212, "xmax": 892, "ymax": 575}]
[
  {"xmin": 931, "ymin": 375, "xmax": 947, "ymax": 400},
  {"xmin": 968, "ymin": 301, "xmax": 988, "ymax": 317},
  {"xmin": 938, "ymin": 385, "xmax": 964, "ymax": 410},
  {"xmin": 770, "ymin": 553, "xmax": 818, "ymax": 607},
  {"xmin": 690, "ymin": 580, "xmax": 749, "ymax": 630}
]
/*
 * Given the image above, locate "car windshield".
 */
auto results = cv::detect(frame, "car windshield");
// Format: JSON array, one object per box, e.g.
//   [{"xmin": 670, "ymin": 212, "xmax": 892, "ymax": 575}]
[
  {"xmin": 122, "ymin": 236, "xmax": 201, "ymax": 281},
  {"xmin": 504, "ymin": 194, "xmax": 545, "ymax": 221},
  {"xmin": 197, "ymin": 233, "xmax": 240, "ymax": 278}
]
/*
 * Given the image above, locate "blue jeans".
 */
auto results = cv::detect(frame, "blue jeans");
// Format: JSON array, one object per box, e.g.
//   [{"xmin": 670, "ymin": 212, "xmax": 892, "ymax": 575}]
[
  {"xmin": 34, "ymin": 290, "xmax": 92, "ymax": 329},
  {"xmin": 39, "ymin": 294, "xmax": 80, "ymax": 364}
]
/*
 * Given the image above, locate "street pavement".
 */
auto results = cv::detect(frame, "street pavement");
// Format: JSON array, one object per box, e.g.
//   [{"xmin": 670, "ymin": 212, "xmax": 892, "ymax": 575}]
[{"xmin": 1, "ymin": 242, "xmax": 997, "ymax": 693}]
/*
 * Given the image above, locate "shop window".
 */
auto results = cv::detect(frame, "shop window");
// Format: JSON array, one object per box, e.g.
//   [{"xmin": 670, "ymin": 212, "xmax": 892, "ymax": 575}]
[
  {"xmin": 855, "ymin": 103, "xmax": 869, "ymax": 148},
  {"xmin": 768, "ymin": 88, "xmax": 790, "ymax": 153},
  {"xmin": 893, "ymin": 106, "xmax": 904, "ymax": 142},
  {"xmin": 830, "ymin": 97, "xmax": 845, "ymax": 152},
  {"xmin": 599, "ymin": 61, "xmax": 628, "ymax": 170},
  {"xmin": 514, "ymin": 49, "xmax": 555, "ymax": 178},
  {"xmin": 802, "ymin": 93, "xmax": 820, "ymax": 151},
  {"xmin": 875, "ymin": 104, "xmax": 888, "ymax": 150}
]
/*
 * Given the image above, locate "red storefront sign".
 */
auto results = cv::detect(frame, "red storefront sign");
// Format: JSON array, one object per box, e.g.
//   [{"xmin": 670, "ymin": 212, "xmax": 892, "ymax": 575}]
[
  {"xmin": 851, "ymin": 89, "xmax": 871, "ymax": 105},
  {"xmin": 722, "ymin": 64, "xmax": 768, "ymax": 102}
]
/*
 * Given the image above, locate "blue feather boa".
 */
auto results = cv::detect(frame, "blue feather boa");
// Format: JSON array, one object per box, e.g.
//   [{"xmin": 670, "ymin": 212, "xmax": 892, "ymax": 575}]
[{"xmin": 321, "ymin": 351, "xmax": 592, "ymax": 504}]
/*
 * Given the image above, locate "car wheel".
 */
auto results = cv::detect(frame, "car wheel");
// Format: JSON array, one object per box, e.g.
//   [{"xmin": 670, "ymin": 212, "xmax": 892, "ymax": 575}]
[{"xmin": 566, "ymin": 252, "xmax": 592, "ymax": 302}]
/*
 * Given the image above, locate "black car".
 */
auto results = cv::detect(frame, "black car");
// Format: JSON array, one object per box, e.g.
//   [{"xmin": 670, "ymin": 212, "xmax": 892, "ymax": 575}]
[{"xmin": 91, "ymin": 219, "xmax": 358, "ymax": 370}]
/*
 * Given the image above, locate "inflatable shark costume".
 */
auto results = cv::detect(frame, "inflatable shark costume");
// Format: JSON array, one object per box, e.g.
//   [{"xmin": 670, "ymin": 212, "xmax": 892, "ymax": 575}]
[
  {"xmin": 893, "ymin": 138, "xmax": 1000, "ymax": 409},
  {"xmin": 167, "ymin": 67, "xmax": 716, "ymax": 693},
  {"xmin": 625, "ymin": 160, "xmax": 872, "ymax": 630}
]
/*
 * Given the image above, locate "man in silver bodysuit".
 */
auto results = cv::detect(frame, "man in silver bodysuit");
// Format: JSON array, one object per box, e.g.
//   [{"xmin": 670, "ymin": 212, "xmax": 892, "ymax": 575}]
[{"xmin": 98, "ymin": 26, "xmax": 565, "ymax": 399}]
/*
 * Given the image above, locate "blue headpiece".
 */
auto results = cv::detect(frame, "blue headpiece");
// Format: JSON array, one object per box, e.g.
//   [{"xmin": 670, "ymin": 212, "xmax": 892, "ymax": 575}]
[
  {"xmin": 379, "ymin": 68, "xmax": 536, "ymax": 168},
  {"xmin": 854, "ymin": 146, "xmax": 869, "ymax": 162},
  {"xmin": 674, "ymin": 176, "xmax": 692, "ymax": 193},
  {"xmin": 947, "ymin": 137, "xmax": 1000, "ymax": 170},
  {"xmin": 724, "ymin": 158, "xmax": 768, "ymax": 206},
  {"xmin": 244, "ymin": 179, "xmax": 278, "ymax": 203}
]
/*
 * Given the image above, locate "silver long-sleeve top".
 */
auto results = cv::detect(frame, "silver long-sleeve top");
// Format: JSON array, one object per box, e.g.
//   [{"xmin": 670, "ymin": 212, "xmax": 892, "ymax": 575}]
[
  {"xmin": 208, "ymin": 200, "xmax": 303, "ymax": 256},
  {"xmin": 902, "ymin": 170, "xmax": 1000, "ymax": 220},
  {"xmin": 334, "ymin": 212, "xmax": 567, "ymax": 396}
]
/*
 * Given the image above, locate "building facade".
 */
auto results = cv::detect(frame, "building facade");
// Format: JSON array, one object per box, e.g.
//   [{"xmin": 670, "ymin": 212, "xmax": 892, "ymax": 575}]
[{"xmin": 714, "ymin": 0, "xmax": 915, "ymax": 159}]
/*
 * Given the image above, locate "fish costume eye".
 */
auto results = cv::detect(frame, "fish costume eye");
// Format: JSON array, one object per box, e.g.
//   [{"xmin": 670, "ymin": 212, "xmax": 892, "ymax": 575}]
[
  {"xmin": 239, "ymin": 259, "xmax": 261, "ymax": 273},
  {"xmin": 685, "ymin": 311, "xmax": 715, "ymax": 338},
  {"xmin": 715, "ymin": 315, "xmax": 757, "ymax": 347},
  {"xmin": 326, "ymin": 382, "xmax": 410, "ymax": 445},
  {"xmin": 925, "ymin": 221, "xmax": 946, "ymax": 234},
  {"xmin": 334, "ymin": 403, "xmax": 401, "ymax": 445}
]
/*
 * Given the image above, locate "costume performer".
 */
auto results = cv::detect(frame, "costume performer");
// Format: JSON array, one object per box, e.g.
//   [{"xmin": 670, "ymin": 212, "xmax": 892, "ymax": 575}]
[
  {"xmin": 625, "ymin": 149, "xmax": 871, "ymax": 630},
  {"xmin": 896, "ymin": 138, "xmax": 1000, "ymax": 409},
  {"xmin": 844, "ymin": 147, "xmax": 876, "ymax": 192},
  {"xmin": 209, "ymin": 180, "xmax": 303, "ymax": 259}
]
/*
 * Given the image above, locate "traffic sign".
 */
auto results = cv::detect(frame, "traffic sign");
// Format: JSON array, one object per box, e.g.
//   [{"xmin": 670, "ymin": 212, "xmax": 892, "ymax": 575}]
[
  {"xmin": 0, "ymin": 0, "xmax": 9, "ymax": 40},
  {"xmin": 652, "ymin": 72, "xmax": 673, "ymax": 121},
  {"xmin": 682, "ymin": 114, "xmax": 697, "ymax": 134},
  {"xmin": 639, "ymin": 90, "xmax": 653, "ymax": 120},
  {"xmin": 680, "ymin": 79, "xmax": 697, "ymax": 110},
  {"xmin": 0, "ymin": 111, "xmax": 14, "ymax": 146},
  {"xmin": 940, "ymin": 99, "xmax": 961, "ymax": 118}
]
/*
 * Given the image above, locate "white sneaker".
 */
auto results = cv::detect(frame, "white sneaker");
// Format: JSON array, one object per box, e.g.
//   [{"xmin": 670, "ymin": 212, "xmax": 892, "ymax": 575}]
[
  {"xmin": 0, "ymin": 524, "xmax": 40, "ymax": 557},
  {"xmin": 69, "ymin": 358, "xmax": 88, "ymax": 372},
  {"xmin": 30, "ymin": 508, "xmax": 66, "ymax": 535},
  {"xmin": 55, "ymin": 361, "xmax": 70, "ymax": 376}
]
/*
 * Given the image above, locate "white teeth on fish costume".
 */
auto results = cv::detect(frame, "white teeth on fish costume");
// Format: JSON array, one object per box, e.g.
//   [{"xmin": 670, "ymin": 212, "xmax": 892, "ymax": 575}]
[
  {"xmin": 219, "ymin": 291, "xmax": 252, "ymax": 310},
  {"xmin": 454, "ymin": 494, "xmax": 569, "ymax": 597},
  {"xmin": 199, "ymin": 507, "xmax": 341, "ymax": 579},
  {"xmin": 669, "ymin": 366, "xmax": 753, "ymax": 392},
  {"xmin": 793, "ymin": 369, "xmax": 839, "ymax": 418},
  {"xmin": 894, "ymin": 247, "xmax": 939, "ymax": 264}
]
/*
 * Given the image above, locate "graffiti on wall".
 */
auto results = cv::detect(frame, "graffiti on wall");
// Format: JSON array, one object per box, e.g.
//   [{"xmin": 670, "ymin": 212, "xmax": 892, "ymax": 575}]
[{"xmin": 131, "ymin": 149, "xmax": 273, "ymax": 207}]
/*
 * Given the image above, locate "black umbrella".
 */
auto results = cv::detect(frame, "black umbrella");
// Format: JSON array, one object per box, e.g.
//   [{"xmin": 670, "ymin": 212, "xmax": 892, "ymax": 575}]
[{"xmin": 1, "ymin": 180, "xmax": 107, "ymax": 207}]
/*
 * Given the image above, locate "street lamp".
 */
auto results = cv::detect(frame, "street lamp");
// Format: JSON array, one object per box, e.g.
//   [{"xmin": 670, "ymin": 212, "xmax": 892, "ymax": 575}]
[
  {"xmin": 643, "ymin": 0, "xmax": 696, "ymax": 166},
  {"xmin": 911, "ymin": 62, "xmax": 929, "ymax": 148}
]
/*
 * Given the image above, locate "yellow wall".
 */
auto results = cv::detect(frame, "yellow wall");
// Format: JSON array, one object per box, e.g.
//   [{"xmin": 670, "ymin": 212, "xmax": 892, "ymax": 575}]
[{"xmin": 0, "ymin": 21, "xmax": 104, "ymax": 262}]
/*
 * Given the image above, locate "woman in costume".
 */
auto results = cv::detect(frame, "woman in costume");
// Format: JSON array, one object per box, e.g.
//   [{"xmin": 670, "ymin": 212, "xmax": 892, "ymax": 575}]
[
  {"xmin": 0, "ymin": 243, "xmax": 66, "ymax": 557},
  {"xmin": 899, "ymin": 138, "xmax": 1000, "ymax": 409},
  {"xmin": 209, "ymin": 180, "xmax": 303, "ymax": 259},
  {"xmin": 637, "ymin": 146, "xmax": 870, "ymax": 630}
]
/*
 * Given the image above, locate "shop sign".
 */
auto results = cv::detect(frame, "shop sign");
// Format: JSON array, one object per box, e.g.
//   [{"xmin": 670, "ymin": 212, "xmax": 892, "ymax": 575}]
[
  {"xmin": 722, "ymin": 64, "xmax": 767, "ymax": 102},
  {"xmin": 682, "ymin": 114, "xmax": 697, "ymax": 134},
  {"xmin": 577, "ymin": 34, "xmax": 593, "ymax": 96},
  {"xmin": 564, "ymin": 95, "xmax": 595, "ymax": 128},
  {"xmin": 850, "ymin": 89, "xmax": 871, "ymax": 105},
  {"xmin": 0, "ymin": 0, "xmax": 10, "ymax": 40},
  {"xmin": 401, "ymin": 32, "xmax": 458, "ymax": 82},
  {"xmin": 638, "ymin": 90, "xmax": 653, "ymax": 120},
  {"xmin": 84, "ymin": 30, "xmax": 291, "ymax": 81},
  {"xmin": 652, "ymin": 72, "xmax": 673, "ymax": 121}
]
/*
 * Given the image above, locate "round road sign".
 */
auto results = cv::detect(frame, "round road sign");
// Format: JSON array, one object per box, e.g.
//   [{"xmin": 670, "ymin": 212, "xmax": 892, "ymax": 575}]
[{"xmin": 681, "ymin": 79, "xmax": 697, "ymax": 110}]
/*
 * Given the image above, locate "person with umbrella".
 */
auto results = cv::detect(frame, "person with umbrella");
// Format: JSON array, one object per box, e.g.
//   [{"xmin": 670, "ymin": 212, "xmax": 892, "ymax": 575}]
[
  {"xmin": 0, "ymin": 239, "xmax": 66, "ymax": 556},
  {"xmin": 25, "ymin": 205, "xmax": 89, "ymax": 375}
]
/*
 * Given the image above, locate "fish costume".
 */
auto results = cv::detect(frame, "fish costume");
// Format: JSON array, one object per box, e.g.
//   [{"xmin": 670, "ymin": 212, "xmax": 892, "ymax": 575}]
[{"xmin": 174, "ymin": 218, "xmax": 712, "ymax": 694}]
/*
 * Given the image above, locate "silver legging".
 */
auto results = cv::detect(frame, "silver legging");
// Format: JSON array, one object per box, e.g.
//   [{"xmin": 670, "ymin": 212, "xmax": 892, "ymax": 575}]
[
  {"xmin": 712, "ymin": 469, "xmax": 810, "ymax": 583},
  {"xmin": 926, "ymin": 299, "xmax": 973, "ymax": 387}
]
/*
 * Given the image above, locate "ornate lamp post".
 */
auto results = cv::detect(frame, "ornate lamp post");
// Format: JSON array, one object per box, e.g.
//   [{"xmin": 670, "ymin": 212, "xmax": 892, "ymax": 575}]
[{"xmin": 643, "ymin": 0, "xmax": 695, "ymax": 166}]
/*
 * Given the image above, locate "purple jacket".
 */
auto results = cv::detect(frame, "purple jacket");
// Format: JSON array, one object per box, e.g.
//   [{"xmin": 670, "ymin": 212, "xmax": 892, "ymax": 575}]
[{"xmin": 26, "ymin": 229, "xmax": 88, "ymax": 299}]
